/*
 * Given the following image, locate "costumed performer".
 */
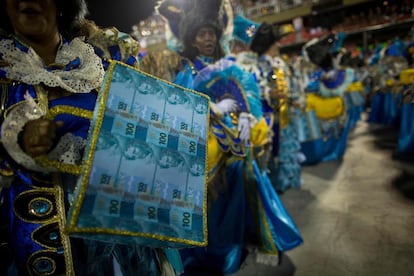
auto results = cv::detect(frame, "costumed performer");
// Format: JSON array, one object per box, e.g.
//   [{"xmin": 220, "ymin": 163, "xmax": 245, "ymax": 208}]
[
  {"xmin": 250, "ymin": 22, "xmax": 304, "ymax": 193},
  {"xmin": 396, "ymin": 41, "xmax": 414, "ymax": 156},
  {"xmin": 0, "ymin": 0, "xmax": 177, "ymax": 275},
  {"xmin": 336, "ymin": 36, "xmax": 366, "ymax": 130},
  {"xmin": 300, "ymin": 33, "xmax": 354, "ymax": 164},
  {"xmin": 228, "ymin": 14, "xmax": 275, "ymax": 176},
  {"xmin": 367, "ymin": 39, "xmax": 407, "ymax": 126},
  {"xmin": 175, "ymin": 6, "xmax": 302, "ymax": 273}
]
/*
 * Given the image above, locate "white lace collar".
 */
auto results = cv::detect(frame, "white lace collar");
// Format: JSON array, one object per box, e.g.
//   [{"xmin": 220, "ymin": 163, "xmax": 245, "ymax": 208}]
[{"xmin": 0, "ymin": 36, "xmax": 104, "ymax": 93}]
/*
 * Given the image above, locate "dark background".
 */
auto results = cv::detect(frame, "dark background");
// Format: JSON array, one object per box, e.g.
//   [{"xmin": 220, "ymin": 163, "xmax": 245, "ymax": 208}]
[{"xmin": 86, "ymin": 0, "xmax": 157, "ymax": 32}]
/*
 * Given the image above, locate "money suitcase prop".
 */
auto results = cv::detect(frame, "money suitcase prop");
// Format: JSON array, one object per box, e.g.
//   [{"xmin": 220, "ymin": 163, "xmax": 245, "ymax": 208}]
[{"xmin": 67, "ymin": 61, "xmax": 209, "ymax": 248}]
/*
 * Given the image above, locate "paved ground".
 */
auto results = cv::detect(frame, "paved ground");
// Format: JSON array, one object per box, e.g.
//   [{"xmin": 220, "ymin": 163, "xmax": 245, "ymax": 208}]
[{"xmin": 232, "ymin": 114, "xmax": 414, "ymax": 276}]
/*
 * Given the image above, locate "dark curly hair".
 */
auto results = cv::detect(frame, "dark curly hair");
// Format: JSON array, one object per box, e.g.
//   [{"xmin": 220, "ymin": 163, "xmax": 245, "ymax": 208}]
[
  {"xmin": 178, "ymin": 0, "xmax": 225, "ymax": 61},
  {"xmin": 0, "ymin": 0, "xmax": 88, "ymax": 39}
]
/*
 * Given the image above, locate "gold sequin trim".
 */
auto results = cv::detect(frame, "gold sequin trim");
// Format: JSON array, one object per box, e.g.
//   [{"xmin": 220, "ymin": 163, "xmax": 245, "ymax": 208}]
[
  {"xmin": 54, "ymin": 173, "xmax": 74, "ymax": 276},
  {"xmin": 34, "ymin": 156, "xmax": 82, "ymax": 175},
  {"xmin": 45, "ymin": 106, "xmax": 93, "ymax": 120}
]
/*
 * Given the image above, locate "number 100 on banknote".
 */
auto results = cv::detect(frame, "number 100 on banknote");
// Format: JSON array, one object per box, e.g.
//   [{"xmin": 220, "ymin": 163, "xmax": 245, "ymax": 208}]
[{"xmin": 67, "ymin": 61, "xmax": 209, "ymax": 248}]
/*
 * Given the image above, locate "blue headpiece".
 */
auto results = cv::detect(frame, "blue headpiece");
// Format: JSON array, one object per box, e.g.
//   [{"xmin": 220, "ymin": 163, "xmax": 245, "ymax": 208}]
[
  {"xmin": 232, "ymin": 14, "xmax": 259, "ymax": 45},
  {"xmin": 385, "ymin": 39, "xmax": 405, "ymax": 57}
]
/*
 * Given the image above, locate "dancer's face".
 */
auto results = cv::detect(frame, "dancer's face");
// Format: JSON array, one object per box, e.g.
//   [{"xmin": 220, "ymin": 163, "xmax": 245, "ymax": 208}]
[
  {"xmin": 5, "ymin": 0, "xmax": 59, "ymax": 41},
  {"xmin": 193, "ymin": 26, "xmax": 217, "ymax": 57}
]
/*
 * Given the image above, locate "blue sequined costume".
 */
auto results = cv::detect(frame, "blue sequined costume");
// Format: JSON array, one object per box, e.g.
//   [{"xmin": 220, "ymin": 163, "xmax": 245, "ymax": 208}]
[
  {"xmin": 0, "ymin": 29, "xmax": 174, "ymax": 276},
  {"xmin": 397, "ymin": 70, "xmax": 414, "ymax": 155}
]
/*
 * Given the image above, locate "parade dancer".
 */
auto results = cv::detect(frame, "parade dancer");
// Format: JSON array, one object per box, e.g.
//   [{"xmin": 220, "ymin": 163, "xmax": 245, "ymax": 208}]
[{"xmin": 0, "ymin": 1, "xmax": 177, "ymax": 274}]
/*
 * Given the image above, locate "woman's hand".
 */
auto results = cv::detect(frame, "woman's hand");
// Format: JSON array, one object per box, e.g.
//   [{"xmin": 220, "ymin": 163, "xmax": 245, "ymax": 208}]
[{"xmin": 20, "ymin": 119, "xmax": 63, "ymax": 157}]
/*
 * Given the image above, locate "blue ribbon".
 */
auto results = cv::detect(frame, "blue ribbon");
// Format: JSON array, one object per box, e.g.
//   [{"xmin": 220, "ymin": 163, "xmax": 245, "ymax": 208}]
[
  {"xmin": 46, "ymin": 57, "xmax": 81, "ymax": 72},
  {"xmin": 14, "ymin": 39, "xmax": 30, "ymax": 53},
  {"xmin": 109, "ymin": 45, "xmax": 121, "ymax": 61}
]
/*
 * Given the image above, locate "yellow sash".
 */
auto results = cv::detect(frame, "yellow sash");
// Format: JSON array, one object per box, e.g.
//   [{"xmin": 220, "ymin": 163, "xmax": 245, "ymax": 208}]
[
  {"xmin": 345, "ymin": 81, "xmax": 364, "ymax": 93},
  {"xmin": 306, "ymin": 93, "xmax": 344, "ymax": 120},
  {"xmin": 250, "ymin": 118, "xmax": 270, "ymax": 147},
  {"xmin": 207, "ymin": 130, "xmax": 224, "ymax": 177},
  {"xmin": 400, "ymin": 68, "xmax": 414, "ymax": 85}
]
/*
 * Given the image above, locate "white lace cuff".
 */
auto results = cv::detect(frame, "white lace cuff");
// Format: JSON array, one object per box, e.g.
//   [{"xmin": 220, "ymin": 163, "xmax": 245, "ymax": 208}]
[
  {"xmin": 47, "ymin": 133, "xmax": 86, "ymax": 165},
  {"xmin": 1, "ymin": 99, "xmax": 56, "ymax": 172}
]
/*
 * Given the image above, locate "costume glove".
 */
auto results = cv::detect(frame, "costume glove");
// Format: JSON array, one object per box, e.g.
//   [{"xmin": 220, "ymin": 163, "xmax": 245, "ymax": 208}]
[
  {"xmin": 212, "ymin": 98, "xmax": 238, "ymax": 115},
  {"xmin": 238, "ymin": 112, "xmax": 252, "ymax": 144}
]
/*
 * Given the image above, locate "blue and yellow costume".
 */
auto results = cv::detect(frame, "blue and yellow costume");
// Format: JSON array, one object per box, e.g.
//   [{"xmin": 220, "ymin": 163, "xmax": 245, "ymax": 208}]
[
  {"xmin": 347, "ymin": 51, "xmax": 369, "ymax": 128},
  {"xmin": 179, "ymin": 56, "xmax": 302, "ymax": 274},
  {"xmin": 182, "ymin": 26, "xmax": 301, "ymax": 276},
  {"xmin": 301, "ymin": 68, "xmax": 353, "ymax": 164},
  {"xmin": 397, "ymin": 68, "xmax": 414, "ymax": 155},
  {"xmin": 344, "ymin": 66, "xmax": 366, "ymax": 130},
  {"xmin": 298, "ymin": 34, "xmax": 354, "ymax": 165},
  {"xmin": 157, "ymin": 4, "xmax": 302, "ymax": 273},
  {"xmin": 230, "ymin": 15, "xmax": 303, "ymax": 193},
  {"xmin": 176, "ymin": 55, "xmax": 254, "ymax": 274},
  {"xmin": 257, "ymin": 54, "xmax": 304, "ymax": 193},
  {"xmin": 368, "ymin": 40, "xmax": 407, "ymax": 127},
  {"xmin": 397, "ymin": 38, "xmax": 414, "ymax": 154}
]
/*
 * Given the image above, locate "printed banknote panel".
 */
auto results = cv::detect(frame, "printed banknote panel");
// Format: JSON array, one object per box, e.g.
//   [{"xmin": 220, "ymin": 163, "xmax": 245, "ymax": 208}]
[{"xmin": 68, "ymin": 62, "xmax": 209, "ymax": 247}]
